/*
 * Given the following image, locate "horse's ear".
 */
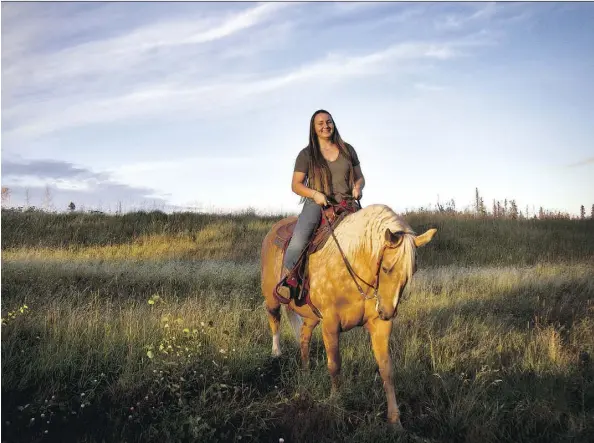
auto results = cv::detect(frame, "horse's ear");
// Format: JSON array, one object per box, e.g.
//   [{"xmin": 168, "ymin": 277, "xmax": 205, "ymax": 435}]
[
  {"xmin": 414, "ymin": 228, "xmax": 437, "ymax": 247},
  {"xmin": 384, "ymin": 228, "xmax": 404, "ymax": 246}
]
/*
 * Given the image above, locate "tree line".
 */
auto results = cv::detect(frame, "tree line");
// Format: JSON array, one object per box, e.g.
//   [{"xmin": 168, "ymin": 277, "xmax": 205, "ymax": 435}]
[{"xmin": 1, "ymin": 185, "xmax": 593, "ymax": 220}]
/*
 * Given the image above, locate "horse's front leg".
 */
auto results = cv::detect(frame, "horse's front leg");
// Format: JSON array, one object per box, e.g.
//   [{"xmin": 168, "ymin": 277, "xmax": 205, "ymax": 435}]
[
  {"xmin": 300, "ymin": 317, "xmax": 320, "ymax": 371},
  {"xmin": 366, "ymin": 318, "xmax": 403, "ymax": 429},
  {"xmin": 322, "ymin": 320, "xmax": 341, "ymax": 394}
]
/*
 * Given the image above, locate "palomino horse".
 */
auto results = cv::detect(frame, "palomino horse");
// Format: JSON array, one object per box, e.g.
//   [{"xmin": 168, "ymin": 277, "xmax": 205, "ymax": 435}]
[{"xmin": 260, "ymin": 203, "xmax": 437, "ymax": 428}]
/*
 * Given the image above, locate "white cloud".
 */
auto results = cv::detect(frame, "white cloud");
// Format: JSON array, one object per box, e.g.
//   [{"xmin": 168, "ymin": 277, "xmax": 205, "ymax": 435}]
[
  {"xmin": 435, "ymin": 3, "xmax": 498, "ymax": 30},
  {"xmin": 434, "ymin": 2, "xmax": 540, "ymax": 32},
  {"xmin": 181, "ymin": 2, "xmax": 289, "ymax": 45},
  {"xmin": 4, "ymin": 34, "xmax": 491, "ymax": 140},
  {"xmin": 2, "ymin": 3, "xmax": 293, "ymax": 101}
]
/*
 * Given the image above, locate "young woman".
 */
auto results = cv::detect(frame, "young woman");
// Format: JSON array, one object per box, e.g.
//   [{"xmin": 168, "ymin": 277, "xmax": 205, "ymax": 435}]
[{"xmin": 281, "ymin": 109, "xmax": 365, "ymax": 284}]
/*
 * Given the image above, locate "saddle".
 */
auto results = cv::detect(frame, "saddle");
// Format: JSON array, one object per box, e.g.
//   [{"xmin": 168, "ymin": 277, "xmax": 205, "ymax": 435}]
[{"xmin": 273, "ymin": 198, "xmax": 361, "ymax": 317}]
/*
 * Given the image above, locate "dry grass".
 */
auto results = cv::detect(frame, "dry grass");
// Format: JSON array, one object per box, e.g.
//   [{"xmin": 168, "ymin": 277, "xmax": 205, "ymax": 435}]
[{"xmin": 1, "ymin": 209, "xmax": 593, "ymax": 442}]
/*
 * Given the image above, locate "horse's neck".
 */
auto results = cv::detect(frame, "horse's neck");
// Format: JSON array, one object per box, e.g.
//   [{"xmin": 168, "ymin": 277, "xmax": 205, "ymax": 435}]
[
  {"xmin": 328, "ymin": 205, "xmax": 412, "ymax": 263},
  {"xmin": 325, "ymin": 213, "xmax": 384, "ymax": 272}
]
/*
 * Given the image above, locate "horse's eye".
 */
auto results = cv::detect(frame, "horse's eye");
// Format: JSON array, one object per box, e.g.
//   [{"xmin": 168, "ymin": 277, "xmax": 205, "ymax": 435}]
[{"xmin": 381, "ymin": 265, "xmax": 390, "ymax": 274}]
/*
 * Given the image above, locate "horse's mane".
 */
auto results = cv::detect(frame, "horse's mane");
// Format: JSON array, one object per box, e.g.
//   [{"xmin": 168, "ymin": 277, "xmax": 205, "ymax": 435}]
[{"xmin": 318, "ymin": 204, "xmax": 416, "ymax": 278}]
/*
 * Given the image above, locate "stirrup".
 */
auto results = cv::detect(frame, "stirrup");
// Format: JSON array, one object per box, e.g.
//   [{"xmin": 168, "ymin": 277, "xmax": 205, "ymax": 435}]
[
  {"xmin": 274, "ymin": 269, "xmax": 298, "ymax": 305},
  {"xmin": 280, "ymin": 268, "xmax": 299, "ymax": 288}
]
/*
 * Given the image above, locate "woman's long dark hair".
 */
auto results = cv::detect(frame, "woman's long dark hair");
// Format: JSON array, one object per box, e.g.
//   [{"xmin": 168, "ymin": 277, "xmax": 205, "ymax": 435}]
[{"xmin": 304, "ymin": 109, "xmax": 356, "ymax": 201}]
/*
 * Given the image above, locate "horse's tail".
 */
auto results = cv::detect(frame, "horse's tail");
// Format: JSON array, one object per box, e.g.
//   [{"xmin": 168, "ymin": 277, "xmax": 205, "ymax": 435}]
[{"xmin": 284, "ymin": 307, "xmax": 302, "ymax": 341}]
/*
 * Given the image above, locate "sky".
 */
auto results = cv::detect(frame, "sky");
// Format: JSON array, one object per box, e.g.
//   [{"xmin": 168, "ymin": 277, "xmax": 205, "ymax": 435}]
[{"xmin": 1, "ymin": 1, "xmax": 593, "ymax": 216}]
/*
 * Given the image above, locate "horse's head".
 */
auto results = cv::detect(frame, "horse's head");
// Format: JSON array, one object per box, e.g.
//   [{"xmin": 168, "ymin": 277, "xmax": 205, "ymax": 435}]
[{"xmin": 374, "ymin": 227, "xmax": 437, "ymax": 321}]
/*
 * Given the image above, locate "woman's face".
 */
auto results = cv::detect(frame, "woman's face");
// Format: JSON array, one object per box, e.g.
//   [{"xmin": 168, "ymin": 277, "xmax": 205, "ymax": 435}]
[{"xmin": 314, "ymin": 113, "xmax": 334, "ymax": 141}]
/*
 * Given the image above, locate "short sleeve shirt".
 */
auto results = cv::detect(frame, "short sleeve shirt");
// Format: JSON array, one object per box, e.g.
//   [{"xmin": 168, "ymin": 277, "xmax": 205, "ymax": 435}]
[{"xmin": 294, "ymin": 144, "xmax": 360, "ymax": 201}]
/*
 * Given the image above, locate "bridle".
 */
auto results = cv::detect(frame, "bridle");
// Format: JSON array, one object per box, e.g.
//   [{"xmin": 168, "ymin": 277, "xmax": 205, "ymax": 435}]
[{"xmin": 321, "ymin": 209, "xmax": 405, "ymax": 302}]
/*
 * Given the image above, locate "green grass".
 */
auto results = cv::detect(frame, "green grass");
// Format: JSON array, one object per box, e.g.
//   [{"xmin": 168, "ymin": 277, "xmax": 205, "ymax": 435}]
[
  {"xmin": 1, "ymin": 209, "xmax": 594, "ymax": 442},
  {"xmin": 3, "ymin": 208, "xmax": 594, "ymax": 266}
]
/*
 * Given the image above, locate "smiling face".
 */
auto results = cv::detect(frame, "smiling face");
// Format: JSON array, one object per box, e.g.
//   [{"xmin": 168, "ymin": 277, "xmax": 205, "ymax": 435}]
[{"xmin": 313, "ymin": 112, "xmax": 334, "ymax": 141}]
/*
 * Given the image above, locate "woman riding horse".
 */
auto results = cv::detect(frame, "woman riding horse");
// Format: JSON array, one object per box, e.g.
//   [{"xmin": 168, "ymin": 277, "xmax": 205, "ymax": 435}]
[
  {"xmin": 281, "ymin": 109, "xmax": 366, "ymax": 287},
  {"xmin": 261, "ymin": 109, "xmax": 437, "ymax": 429}
]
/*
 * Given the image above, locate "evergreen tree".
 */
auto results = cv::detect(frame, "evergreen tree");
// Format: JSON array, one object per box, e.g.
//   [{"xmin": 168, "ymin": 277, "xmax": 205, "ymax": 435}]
[
  {"xmin": 510, "ymin": 200, "xmax": 518, "ymax": 219},
  {"xmin": 43, "ymin": 185, "xmax": 53, "ymax": 211}
]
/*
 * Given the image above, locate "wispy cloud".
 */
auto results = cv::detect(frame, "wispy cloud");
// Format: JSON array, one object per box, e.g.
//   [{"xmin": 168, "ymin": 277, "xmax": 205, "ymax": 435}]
[
  {"xmin": 2, "ymin": 2, "xmax": 507, "ymax": 142},
  {"xmin": 2, "ymin": 3, "xmax": 301, "ymax": 139},
  {"xmin": 435, "ymin": 3, "xmax": 498, "ymax": 30},
  {"xmin": 2, "ymin": 3, "xmax": 293, "ymax": 100},
  {"xmin": 566, "ymin": 157, "xmax": 594, "ymax": 168},
  {"xmin": 433, "ymin": 2, "xmax": 537, "ymax": 31},
  {"xmin": 3, "ymin": 32, "xmax": 492, "ymax": 139}
]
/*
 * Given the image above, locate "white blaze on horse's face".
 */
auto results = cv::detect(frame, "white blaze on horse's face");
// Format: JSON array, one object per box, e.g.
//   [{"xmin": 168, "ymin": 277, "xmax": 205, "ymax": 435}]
[
  {"xmin": 375, "ymin": 228, "xmax": 437, "ymax": 321},
  {"xmin": 314, "ymin": 113, "xmax": 334, "ymax": 140},
  {"xmin": 375, "ymin": 251, "xmax": 407, "ymax": 320}
]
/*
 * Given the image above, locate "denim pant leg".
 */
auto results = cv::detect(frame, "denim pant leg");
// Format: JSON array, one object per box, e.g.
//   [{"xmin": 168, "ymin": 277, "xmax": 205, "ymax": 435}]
[{"xmin": 283, "ymin": 199, "xmax": 322, "ymax": 270}]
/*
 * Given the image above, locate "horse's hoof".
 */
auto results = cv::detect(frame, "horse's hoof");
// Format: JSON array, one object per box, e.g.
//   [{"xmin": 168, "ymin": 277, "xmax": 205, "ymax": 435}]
[
  {"xmin": 328, "ymin": 385, "xmax": 342, "ymax": 402},
  {"xmin": 271, "ymin": 350, "xmax": 281, "ymax": 358},
  {"xmin": 389, "ymin": 419, "xmax": 404, "ymax": 432}
]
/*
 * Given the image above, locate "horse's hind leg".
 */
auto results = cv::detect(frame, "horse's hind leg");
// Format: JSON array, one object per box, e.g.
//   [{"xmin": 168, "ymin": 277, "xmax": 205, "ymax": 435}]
[
  {"xmin": 266, "ymin": 303, "xmax": 282, "ymax": 357},
  {"xmin": 300, "ymin": 317, "xmax": 319, "ymax": 370}
]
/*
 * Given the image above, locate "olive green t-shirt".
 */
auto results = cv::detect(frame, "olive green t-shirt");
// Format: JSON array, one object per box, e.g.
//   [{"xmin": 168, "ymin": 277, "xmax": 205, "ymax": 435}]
[{"xmin": 294, "ymin": 144, "xmax": 360, "ymax": 202}]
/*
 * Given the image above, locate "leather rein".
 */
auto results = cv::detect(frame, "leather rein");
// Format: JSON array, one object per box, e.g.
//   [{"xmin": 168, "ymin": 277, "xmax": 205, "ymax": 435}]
[{"xmin": 321, "ymin": 205, "xmax": 402, "ymax": 301}]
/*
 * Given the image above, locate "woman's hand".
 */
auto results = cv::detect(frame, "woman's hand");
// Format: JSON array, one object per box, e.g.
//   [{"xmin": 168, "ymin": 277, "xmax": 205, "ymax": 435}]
[
  {"xmin": 353, "ymin": 186, "xmax": 363, "ymax": 200},
  {"xmin": 313, "ymin": 191, "xmax": 328, "ymax": 206}
]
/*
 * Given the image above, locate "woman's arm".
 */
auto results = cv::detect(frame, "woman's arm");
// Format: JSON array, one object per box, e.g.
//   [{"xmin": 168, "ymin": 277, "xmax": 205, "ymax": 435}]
[
  {"xmin": 291, "ymin": 171, "xmax": 328, "ymax": 205},
  {"xmin": 353, "ymin": 165, "xmax": 365, "ymax": 197},
  {"xmin": 346, "ymin": 143, "xmax": 365, "ymax": 197}
]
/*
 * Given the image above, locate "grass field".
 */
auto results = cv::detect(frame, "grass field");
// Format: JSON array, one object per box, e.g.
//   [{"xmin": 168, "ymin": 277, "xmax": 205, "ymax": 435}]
[{"xmin": 1, "ymin": 208, "xmax": 593, "ymax": 443}]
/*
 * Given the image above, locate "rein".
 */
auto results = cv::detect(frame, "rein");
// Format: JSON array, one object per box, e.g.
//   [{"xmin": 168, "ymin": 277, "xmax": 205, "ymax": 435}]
[{"xmin": 321, "ymin": 206, "xmax": 398, "ymax": 301}]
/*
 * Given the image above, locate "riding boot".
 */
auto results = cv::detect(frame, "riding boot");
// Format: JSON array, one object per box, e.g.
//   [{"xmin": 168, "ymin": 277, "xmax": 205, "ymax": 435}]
[{"xmin": 280, "ymin": 266, "xmax": 299, "ymax": 289}]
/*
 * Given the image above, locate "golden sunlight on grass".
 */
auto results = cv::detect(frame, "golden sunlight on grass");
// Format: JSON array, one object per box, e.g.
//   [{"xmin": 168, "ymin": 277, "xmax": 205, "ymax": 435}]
[{"xmin": 2, "ymin": 233, "xmax": 240, "ymax": 261}]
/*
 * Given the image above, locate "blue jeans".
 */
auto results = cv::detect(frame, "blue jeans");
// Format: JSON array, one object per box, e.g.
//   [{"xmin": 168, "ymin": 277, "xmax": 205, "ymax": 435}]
[{"xmin": 283, "ymin": 199, "xmax": 322, "ymax": 270}]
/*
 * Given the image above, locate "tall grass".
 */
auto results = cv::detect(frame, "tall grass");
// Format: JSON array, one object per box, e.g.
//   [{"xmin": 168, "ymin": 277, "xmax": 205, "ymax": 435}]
[
  {"xmin": 1, "ymin": 209, "xmax": 593, "ymax": 442},
  {"xmin": 3, "ymin": 208, "xmax": 593, "ymax": 266}
]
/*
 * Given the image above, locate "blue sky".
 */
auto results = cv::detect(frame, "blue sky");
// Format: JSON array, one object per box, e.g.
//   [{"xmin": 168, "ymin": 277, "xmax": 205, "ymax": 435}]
[{"xmin": 2, "ymin": 1, "xmax": 593, "ymax": 215}]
